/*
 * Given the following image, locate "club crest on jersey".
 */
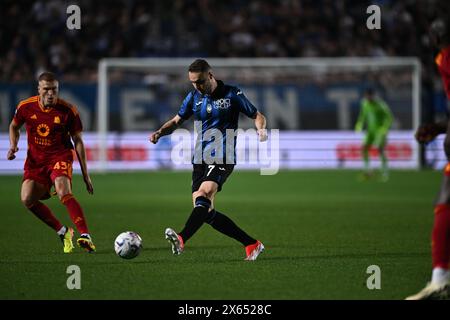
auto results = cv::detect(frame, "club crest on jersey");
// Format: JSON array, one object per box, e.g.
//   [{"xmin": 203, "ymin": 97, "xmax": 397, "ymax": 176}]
[
  {"xmin": 207, "ymin": 104, "xmax": 212, "ymax": 113},
  {"xmin": 213, "ymin": 98, "xmax": 230, "ymax": 110},
  {"xmin": 54, "ymin": 116, "xmax": 60, "ymax": 124},
  {"xmin": 37, "ymin": 124, "xmax": 50, "ymax": 137}
]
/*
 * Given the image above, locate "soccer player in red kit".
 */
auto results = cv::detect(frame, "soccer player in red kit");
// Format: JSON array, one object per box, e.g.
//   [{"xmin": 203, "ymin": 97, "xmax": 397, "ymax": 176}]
[
  {"xmin": 407, "ymin": 18, "xmax": 450, "ymax": 299},
  {"xmin": 7, "ymin": 72, "xmax": 96, "ymax": 253}
]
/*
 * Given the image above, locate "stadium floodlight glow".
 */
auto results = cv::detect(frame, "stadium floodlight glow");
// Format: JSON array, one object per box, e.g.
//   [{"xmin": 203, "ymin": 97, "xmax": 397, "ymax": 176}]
[{"xmin": 97, "ymin": 57, "xmax": 421, "ymax": 171}]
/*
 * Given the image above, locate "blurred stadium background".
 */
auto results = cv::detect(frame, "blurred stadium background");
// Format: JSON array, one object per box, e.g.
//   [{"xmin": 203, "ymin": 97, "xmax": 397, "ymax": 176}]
[
  {"xmin": 1, "ymin": 0, "xmax": 450, "ymax": 300},
  {"xmin": 0, "ymin": 0, "xmax": 449, "ymax": 172}
]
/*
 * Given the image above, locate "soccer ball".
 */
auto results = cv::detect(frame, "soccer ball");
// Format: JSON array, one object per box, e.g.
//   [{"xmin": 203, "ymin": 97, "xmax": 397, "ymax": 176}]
[{"xmin": 114, "ymin": 231, "xmax": 143, "ymax": 259}]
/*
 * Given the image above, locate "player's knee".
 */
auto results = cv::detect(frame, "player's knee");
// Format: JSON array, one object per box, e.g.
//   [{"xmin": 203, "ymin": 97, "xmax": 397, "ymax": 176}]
[
  {"xmin": 21, "ymin": 195, "xmax": 37, "ymax": 208},
  {"xmin": 192, "ymin": 190, "xmax": 204, "ymax": 199}
]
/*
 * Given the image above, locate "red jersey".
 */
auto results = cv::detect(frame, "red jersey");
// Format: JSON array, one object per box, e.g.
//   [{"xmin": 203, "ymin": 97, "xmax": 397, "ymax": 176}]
[
  {"xmin": 436, "ymin": 45, "xmax": 450, "ymax": 99},
  {"xmin": 13, "ymin": 96, "xmax": 82, "ymax": 168}
]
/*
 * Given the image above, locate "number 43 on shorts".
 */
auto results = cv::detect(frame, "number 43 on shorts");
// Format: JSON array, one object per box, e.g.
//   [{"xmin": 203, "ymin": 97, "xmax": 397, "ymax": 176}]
[{"xmin": 53, "ymin": 161, "xmax": 72, "ymax": 170}]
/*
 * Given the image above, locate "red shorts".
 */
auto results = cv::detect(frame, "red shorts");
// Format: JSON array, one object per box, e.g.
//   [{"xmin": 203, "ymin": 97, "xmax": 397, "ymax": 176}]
[{"xmin": 23, "ymin": 159, "xmax": 74, "ymax": 191}]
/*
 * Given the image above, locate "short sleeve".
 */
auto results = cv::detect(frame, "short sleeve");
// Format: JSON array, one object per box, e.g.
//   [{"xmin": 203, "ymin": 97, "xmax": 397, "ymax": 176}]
[
  {"xmin": 13, "ymin": 105, "xmax": 26, "ymax": 126},
  {"xmin": 69, "ymin": 110, "xmax": 83, "ymax": 135},
  {"xmin": 178, "ymin": 92, "xmax": 194, "ymax": 120},
  {"xmin": 233, "ymin": 87, "xmax": 257, "ymax": 118}
]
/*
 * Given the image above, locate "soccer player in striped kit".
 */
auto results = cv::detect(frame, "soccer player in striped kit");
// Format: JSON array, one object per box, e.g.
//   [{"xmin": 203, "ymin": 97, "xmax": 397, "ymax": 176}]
[{"xmin": 150, "ymin": 59, "xmax": 267, "ymax": 260}]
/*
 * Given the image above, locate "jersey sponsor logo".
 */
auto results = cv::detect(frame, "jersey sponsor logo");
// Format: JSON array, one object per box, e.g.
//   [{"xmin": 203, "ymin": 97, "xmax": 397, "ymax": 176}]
[
  {"xmin": 54, "ymin": 116, "xmax": 61, "ymax": 124},
  {"xmin": 34, "ymin": 136, "xmax": 52, "ymax": 146},
  {"xmin": 31, "ymin": 114, "xmax": 37, "ymax": 119},
  {"xmin": 37, "ymin": 123, "xmax": 50, "ymax": 137},
  {"xmin": 213, "ymin": 98, "xmax": 230, "ymax": 109}
]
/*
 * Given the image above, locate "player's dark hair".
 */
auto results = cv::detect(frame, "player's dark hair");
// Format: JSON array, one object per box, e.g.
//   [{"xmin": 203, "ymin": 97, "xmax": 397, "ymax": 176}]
[
  {"xmin": 188, "ymin": 59, "xmax": 211, "ymax": 73},
  {"xmin": 38, "ymin": 72, "xmax": 58, "ymax": 82}
]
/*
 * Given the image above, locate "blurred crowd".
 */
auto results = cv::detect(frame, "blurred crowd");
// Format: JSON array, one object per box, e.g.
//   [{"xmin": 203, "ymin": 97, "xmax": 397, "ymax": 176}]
[{"xmin": 0, "ymin": 0, "xmax": 448, "ymax": 83}]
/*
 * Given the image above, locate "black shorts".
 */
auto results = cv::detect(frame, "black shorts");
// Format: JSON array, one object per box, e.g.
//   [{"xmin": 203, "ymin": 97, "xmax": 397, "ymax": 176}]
[{"xmin": 192, "ymin": 164, "xmax": 235, "ymax": 193}]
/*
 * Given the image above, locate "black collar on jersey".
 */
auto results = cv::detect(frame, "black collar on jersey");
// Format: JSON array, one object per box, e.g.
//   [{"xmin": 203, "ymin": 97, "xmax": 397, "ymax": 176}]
[{"xmin": 210, "ymin": 80, "xmax": 225, "ymax": 99}]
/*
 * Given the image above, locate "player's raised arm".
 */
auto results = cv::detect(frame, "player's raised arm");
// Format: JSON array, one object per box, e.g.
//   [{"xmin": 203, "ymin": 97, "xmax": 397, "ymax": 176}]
[
  {"xmin": 71, "ymin": 131, "xmax": 93, "ymax": 195},
  {"xmin": 255, "ymin": 111, "xmax": 268, "ymax": 142},
  {"xmin": 149, "ymin": 114, "xmax": 185, "ymax": 144},
  {"xmin": 7, "ymin": 119, "xmax": 21, "ymax": 160}
]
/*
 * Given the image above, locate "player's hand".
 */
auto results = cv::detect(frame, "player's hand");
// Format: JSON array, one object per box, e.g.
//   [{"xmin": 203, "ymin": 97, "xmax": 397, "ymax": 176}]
[
  {"xmin": 149, "ymin": 131, "xmax": 161, "ymax": 144},
  {"xmin": 7, "ymin": 147, "xmax": 18, "ymax": 160},
  {"xmin": 258, "ymin": 129, "xmax": 268, "ymax": 142},
  {"xmin": 83, "ymin": 175, "xmax": 94, "ymax": 195},
  {"xmin": 415, "ymin": 123, "xmax": 439, "ymax": 144}
]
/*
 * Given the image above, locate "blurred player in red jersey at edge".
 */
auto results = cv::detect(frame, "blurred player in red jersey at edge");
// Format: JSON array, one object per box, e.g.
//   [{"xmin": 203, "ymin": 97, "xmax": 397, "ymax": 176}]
[
  {"xmin": 407, "ymin": 18, "xmax": 450, "ymax": 299},
  {"xmin": 7, "ymin": 72, "xmax": 96, "ymax": 253}
]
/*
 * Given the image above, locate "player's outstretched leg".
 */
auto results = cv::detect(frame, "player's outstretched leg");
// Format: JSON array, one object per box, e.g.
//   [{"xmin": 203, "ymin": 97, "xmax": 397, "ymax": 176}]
[
  {"xmin": 55, "ymin": 176, "xmax": 95, "ymax": 252},
  {"xmin": 358, "ymin": 143, "xmax": 373, "ymax": 181},
  {"xmin": 244, "ymin": 240, "xmax": 265, "ymax": 261},
  {"xmin": 164, "ymin": 228, "xmax": 184, "ymax": 255},
  {"xmin": 363, "ymin": 144, "xmax": 370, "ymax": 173},
  {"xmin": 406, "ymin": 173, "xmax": 450, "ymax": 300},
  {"xmin": 376, "ymin": 132, "xmax": 389, "ymax": 182},
  {"xmin": 58, "ymin": 226, "xmax": 75, "ymax": 253},
  {"xmin": 405, "ymin": 282, "xmax": 450, "ymax": 300},
  {"xmin": 206, "ymin": 209, "xmax": 264, "ymax": 261},
  {"xmin": 164, "ymin": 196, "xmax": 210, "ymax": 255},
  {"xmin": 21, "ymin": 180, "xmax": 73, "ymax": 253},
  {"xmin": 60, "ymin": 193, "xmax": 96, "ymax": 252},
  {"xmin": 178, "ymin": 196, "xmax": 212, "ymax": 243}
]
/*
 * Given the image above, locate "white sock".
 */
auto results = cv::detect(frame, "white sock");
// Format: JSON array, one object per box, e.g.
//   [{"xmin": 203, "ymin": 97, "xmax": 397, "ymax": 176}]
[
  {"xmin": 81, "ymin": 233, "xmax": 91, "ymax": 239},
  {"xmin": 431, "ymin": 267, "xmax": 450, "ymax": 286},
  {"xmin": 57, "ymin": 226, "xmax": 67, "ymax": 236}
]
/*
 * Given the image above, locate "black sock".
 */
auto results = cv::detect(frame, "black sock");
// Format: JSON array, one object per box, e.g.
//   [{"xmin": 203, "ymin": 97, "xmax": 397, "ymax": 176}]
[
  {"xmin": 206, "ymin": 210, "xmax": 256, "ymax": 246},
  {"xmin": 179, "ymin": 196, "xmax": 211, "ymax": 243}
]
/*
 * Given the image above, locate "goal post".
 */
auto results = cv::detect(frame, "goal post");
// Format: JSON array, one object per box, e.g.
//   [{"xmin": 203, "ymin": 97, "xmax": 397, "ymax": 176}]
[{"xmin": 97, "ymin": 57, "xmax": 421, "ymax": 171}]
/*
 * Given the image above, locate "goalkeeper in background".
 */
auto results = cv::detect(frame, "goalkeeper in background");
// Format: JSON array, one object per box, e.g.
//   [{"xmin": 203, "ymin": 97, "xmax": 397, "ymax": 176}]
[{"xmin": 354, "ymin": 87, "xmax": 393, "ymax": 181}]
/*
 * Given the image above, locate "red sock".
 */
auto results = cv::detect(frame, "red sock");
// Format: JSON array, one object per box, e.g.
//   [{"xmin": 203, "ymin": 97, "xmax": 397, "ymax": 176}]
[
  {"xmin": 432, "ymin": 204, "xmax": 450, "ymax": 269},
  {"xmin": 61, "ymin": 194, "xmax": 89, "ymax": 234},
  {"xmin": 28, "ymin": 201, "xmax": 63, "ymax": 232}
]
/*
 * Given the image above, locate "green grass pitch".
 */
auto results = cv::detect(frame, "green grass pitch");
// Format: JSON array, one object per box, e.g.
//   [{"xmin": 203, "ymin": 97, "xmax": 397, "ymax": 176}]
[{"xmin": 0, "ymin": 170, "xmax": 441, "ymax": 299}]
